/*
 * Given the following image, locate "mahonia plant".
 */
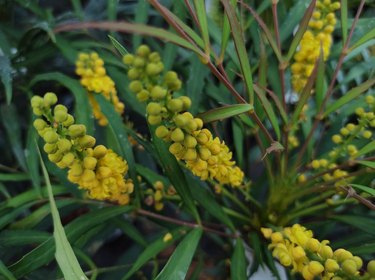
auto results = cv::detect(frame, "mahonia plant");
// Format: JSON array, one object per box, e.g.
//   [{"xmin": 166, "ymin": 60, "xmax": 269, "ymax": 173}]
[
  {"xmin": 76, "ymin": 52, "xmax": 125, "ymax": 126},
  {"xmin": 262, "ymin": 224, "xmax": 375, "ymax": 280},
  {"xmin": 31, "ymin": 92, "xmax": 133, "ymax": 204},
  {"xmin": 291, "ymin": 0, "xmax": 340, "ymax": 93},
  {"xmin": 123, "ymin": 45, "xmax": 244, "ymax": 187}
]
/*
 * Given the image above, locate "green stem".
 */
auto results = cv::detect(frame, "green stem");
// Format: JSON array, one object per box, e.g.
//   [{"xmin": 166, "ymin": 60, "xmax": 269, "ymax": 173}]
[{"xmin": 222, "ymin": 187, "xmax": 251, "ymax": 216}]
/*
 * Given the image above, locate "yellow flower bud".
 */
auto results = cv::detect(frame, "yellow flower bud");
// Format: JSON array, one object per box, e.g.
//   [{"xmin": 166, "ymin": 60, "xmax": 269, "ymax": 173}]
[
  {"xmin": 148, "ymin": 115, "xmax": 162, "ymax": 125},
  {"xmin": 154, "ymin": 190, "xmax": 163, "ymax": 201},
  {"xmin": 129, "ymin": 80, "xmax": 143, "ymax": 93},
  {"xmin": 69, "ymin": 162, "xmax": 83, "ymax": 176},
  {"xmin": 167, "ymin": 99, "xmax": 183, "ymax": 113},
  {"xmin": 44, "ymin": 143, "xmax": 57, "ymax": 154},
  {"xmin": 154, "ymin": 181, "xmax": 164, "ymax": 190},
  {"xmin": 163, "ymin": 232, "xmax": 173, "ymax": 242},
  {"xmin": 122, "ymin": 54, "xmax": 134, "ymax": 65},
  {"xmin": 174, "ymin": 114, "xmax": 188, "ymax": 127},
  {"xmin": 169, "ymin": 142, "xmax": 184, "ymax": 155},
  {"xmin": 78, "ymin": 135, "xmax": 96, "ymax": 148},
  {"xmin": 367, "ymin": 260, "xmax": 375, "ymax": 276},
  {"xmin": 260, "ymin": 228, "xmax": 273, "ymax": 238},
  {"xmin": 33, "ymin": 119, "xmax": 47, "ymax": 131},
  {"xmin": 184, "ymin": 148, "xmax": 197, "ymax": 161},
  {"xmin": 154, "ymin": 202, "xmax": 164, "ymax": 211},
  {"xmin": 93, "ymin": 145, "xmax": 107, "ymax": 158},
  {"xmin": 184, "ymin": 135, "xmax": 197, "ymax": 148},
  {"xmin": 81, "ymin": 169, "xmax": 96, "ymax": 182},
  {"xmin": 362, "ymin": 130, "xmax": 372, "ymax": 139},
  {"xmin": 31, "ymin": 96, "xmax": 44, "ymax": 108},
  {"xmin": 62, "ymin": 153, "xmax": 75, "ymax": 166},
  {"xmin": 334, "ymin": 248, "xmax": 353, "ymax": 262},
  {"xmin": 43, "ymin": 92, "xmax": 58, "ymax": 106},
  {"xmin": 332, "ymin": 134, "xmax": 342, "ymax": 144},
  {"xmin": 54, "ymin": 110, "xmax": 68, "ymax": 122},
  {"xmin": 136, "ymin": 44, "xmax": 151, "ymax": 57},
  {"xmin": 54, "ymin": 104, "xmax": 68, "ymax": 114},
  {"xmin": 365, "ymin": 95, "xmax": 374, "ymax": 105},
  {"xmin": 320, "ymin": 245, "xmax": 333, "ymax": 259},
  {"xmin": 341, "ymin": 259, "xmax": 358, "ymax": 275},
  {"xmin": 198, "ymin": 147, "xmax": 211, "ymax": 160},
  {"xmin": 155, "ymin": 126, "xmax": 170, "ymax": 139},
  {"xmin": 185, "ymin": 120, "xmax": 198, "ymax": 132},
  {"xmin": 146, "ymin": 63, "xmax": 162, "ymax": 76},
  {"xmin": 271, "ymin": 232, "xmax": 283, "ymax": 243},
  {"xmin": 170, "ymin": 128, "xmax": 185, "ymax": 142},
  {"xmin": 311, "ymin": 159, "xmax": 320, "ymax": 169},
  {"xmin": 150, "ymin": 86, "xmax": 167, "ymax": 100},
  {"xmin": 48, "ymin": 151, "xmax": 63, "ymax": 163},
  {"xmin": 146, "ymin": 102, "xmax": 162, "ymax": 115},
  {"xmin": 325, "ymin": 259, "xmax": 339, "ymax": 272},
  {"xmin": 68, "ymin": 124, "xmax": 86, "ymax": 138},
  {"xmin": 97, "ymin": 166, "xmax": 111, "ymax": 178},
  {"xmin": 302, "ymin": 265, "xmax": 314, "ymax": 280},
  {"xmin": 83, "ymin": 156, "xmax": 97, "ymax": 170},
  {"xmin": 179, "ymin": 96, "xmax": 192, "ymax": 110},
  {"xmin": 209, "ymin": 143, "xmax": 221, "ymax": 155},
  {"xmin": 128, "ymin": 68, "xmax": 140, "ymax": 80},
  {"xmin": 63, "ymin": 114, "xmax": 75, "ymax": 126},
  {"xmin": 43, "ymin": 130, "xmax": 59, "ymax": 144},
  {"xmin": 307, "ymin": 238, "xmax": 321, "ymax": 252},
  {"xmin": 133, "ymin": 57, "xmax": 145, "ymax": 67},
  {"xmin": 352, "ymin": 256, "xmax": 362, "ymax": 269},
  {"xmin": 292, "ymin": 246, "xmax": 306, "ymax": 260},
  {"xmin": 194, "ymin": 118, "xmax": 203, "ymax": 130},
  {"xmin": 57, "ymin": 139, "xmax": 72, "ymax": 153},
  {"xmin": 308, "ymin": 261, "xmax": 324, "ymax": 275},
  {"xmin": 136, "ymin": 89, "xmax": 149, "ymax": 102},
  {"xmin": 196, "ymin": 131, "xmax": 209, "ymax": 144}
]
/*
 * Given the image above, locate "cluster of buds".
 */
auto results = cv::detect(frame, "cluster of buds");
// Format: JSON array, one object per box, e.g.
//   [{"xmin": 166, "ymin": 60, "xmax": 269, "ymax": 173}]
[
  {"xmin": 124, "ymin": 45, "xmax": 244, "ymax": 187},
  {"xmin": 262, "ymin": 224, "xmax": 375, "ymax": 280},
  {"xmin": 144, "ymin": 181, "xmax": 177, "ymax": 211},
  {"xmin": 291, "ymin": 0, "xmax": 340, "ymax": 93},
  {"xmin": 76, "ymin": 52, "xmax": 125, "ymax": 126},
  {"xmin": 31, "ymin": 93, "xmax": 133, "ymax": 205}
]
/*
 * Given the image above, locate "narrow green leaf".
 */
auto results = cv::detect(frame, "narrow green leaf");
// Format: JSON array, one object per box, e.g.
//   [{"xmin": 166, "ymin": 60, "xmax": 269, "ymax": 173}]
[
  {"xmin": 26, "ymin": 124, "xmax": 41, "ymax": 196},
  {"xmin": 253, "ymin": 86, "xmax": 281, "ymax": 140},
  {"xmin": 356, "ymin": 141, "xmax": 375, "ymax": 158},
  {"xmin": 323, "ymin": 78, "xmax": 375, "ymax": 117},
  {"xmin": 0, "ymin": 173, "xmax": 30, "ymax": 182},
  {"xmin": 350, "ymin": 184, "xmax": 375, "ymax": 197},
  {"xmin": 356, "ymin": 160, "xmax": 375, "ymax": 170},
  {"xmin": 154, "ymin": 228, "xmax": 202, "ymax": 280},
  {"xmin": 348, "ymin": 242, "xmax": 375, "ymax": 255},
  {"xmin": 0, "ymin": 105, "xmax": 27, "ymax": 170},
  {"xmin": 122, "ymin": 228, "xmax": 185, "ymax": 280},
  {"xmin": 113, "ymin": 219, "xmax": 148, "ymax": 247},
  {"xmin": 349, "ymin": 29, "xmax": 375, "ymax": 52},
  {"xmin": 71, "ymin": 0, "xmax": 84, "ymax": 20},
  {"xmin": 0, "ymin": 230, "xmax": 50, "ymax": 247},
  {"xmin": 331, "ymin": 215, "xmax": 375, "ymax": 236},
  {"xmin": 150, "ymin": 125, "xmax": 200, "ymax": 221},
  {"xmin": 219, "ymin": 0, "xmax": 237, "ymax": 63},
  {"xmin": 108, "ymin": 35, "xmax": 129, "ymax": 56},
  {"xmin": 55, "ymin": 22, "xmax": 201, "ymax": 54},
  {"xmin": 30, "ymin": 72, "xmax": 94, "ymax": 134},
  {"xmin": 231, "ymin": 239, "xmax": 247, "ymax": 280},
  {"xmin": 133, "ymin": 1, "xmax": 150, "ymax": 47},
  {"xmin": 285, "ymin": 0, "xmax": 317, "ymax": 62},
  {"xmin": 198, "ymin": 104, "xmax": 253, "ymax": 123},
  {"xmin": 221, "ymin": 0, "xmax": 254, "ymax": 103},
  {"xmin": 107, "ymin": 0, "xmax": 118, "ymax": 21},
  {"xmin": 38, "ymin": 147, "xmax": 88, "ymax": 280},
  {"xmin": 0, "ymin": 54, "xmax": 12, "ymax": 104},
  {"xmin": 193, "ymin": 0, "xmax": 210, "ymax": 55},
  {"xmin": 0, "ymin": 259, "xmax": 16, "ymax": 280},
  {"xmin": 341, "ymin": 0, "xmax": 348, "ymax": 44},
  {"xmin": 315, "ymin": 53, "xmax": 326, "ymax": 110}
]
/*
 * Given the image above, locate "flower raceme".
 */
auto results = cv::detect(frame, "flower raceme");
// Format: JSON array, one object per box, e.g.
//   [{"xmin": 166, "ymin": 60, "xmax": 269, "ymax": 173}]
[
  {"xmin": 291, "ymin": 0, "xmax": 340, "ymax": 93},
  {"xmin": 123, "ymin": 45, "xmax": 244, "ymax": 187},
  {"xmin": 262, "ymin": 224, "xmax": 375, "ymax": 280},
  {"xmin": 76, "ymin": 52, "xmax": 125, "ymax": 126},
  {"xmin": 31, "ymin": 92, "xmax": 133, "ymax": 205}
]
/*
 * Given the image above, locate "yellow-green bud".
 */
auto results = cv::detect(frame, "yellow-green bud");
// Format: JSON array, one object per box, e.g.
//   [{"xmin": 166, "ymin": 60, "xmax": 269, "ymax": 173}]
[
  {"xmin": 43, "ymin": 130, "xmax": 59, "ymax": 143},
  {"xmin": 148, "ymin": 115, "xmax": 162, "ymax": 125},
  {"xmin": 292, "ymin": 246, "xmax": 306, "ymax": 260},
  {"xmin": 146, "ymin": 63, "xmax": 162, "ymax": 76},
  {"xmin": 169, "ymin": 142, "xmax": 183, "ymax": 155},
  {"xmin": 43, "ymin": 92, "xmax": 58, "ymax": 106},
  {"xmin": 154, "ymin": 190, "xmax": 163, "ymax": 201},
  {"xmin": 362, "ymin": 130, "xmax": 372, "ymax": 139},
  {"xmin": 48, "ymin": 151, "xmax": 63, "ymax": 163},
  {"xmin": 184, "ymin": 148, "xmax": 197, "ymax": 161},
  {"xmin": 69, "ymin": 163, "xmax": 83, "ymax": 176},
  {"xmin": 136, "ymin": 45, "xmax": 151, "ymax": 57},
  {"xmin": 198, "ymin": 147, "xmax": 211, "ymax": 160},
  {"xmin": 44, "ymin": 143, "xmax": 57, "ymax": 154},
  {"xmin": 155, "ymin": 126, "xmax": 169, "ymax": 138},
  {"xmin": 62, "ymin": 153, "xmax": 75, "ymax": 166},
  {"xmin": 194, "ymin": 118, "xmax": 203, "ymax": 130},
  {"xmin": 146, "ymin": 102, "xmax": 162, "ymax": 115},
  {"xmin": 68, "ymin": 124, "xmax": 86, "ymax": 138},
  {"xmin": 33, "ymin": 119, "xmax": 47, "ymax": 131},
  {"xmin": 325, "ymin": 259, "xmax": 339, "ymax": 272},
  {"xmin": 164, "ymin": 71, "xmax": 178, "ymax": 82},
  {"xmin": 179, "ymin": 96, "xmax": 192, "ymax": 110},
  {"xmin": 63, "ymin": 114, "xmax": 75, "ymax": 126},
  {"xmin": 128, "ymin": 68, "xmax": 140, "ymax": 80},
  {"xmin": 174, "ymin": 114, "xmax": 188, "ymax": 127},
  {"xmin": 307, "ymin": 238, "xmax": 321, "ymax": 252},
  {"xmin": 82, "ymin": 169, "xmax": 96, "ymax": 182},
  {"xmin": 31, "ymin": 96, "xmax": 44, "ymax": 108},
  {"xmin": 93, "ymin": 145, "xmax": 107, "ymax": 158},
  {"xmin": 133, "ymin": 57, "xmax": 145, "ymax": 67},
  {"xmin": 352, "ymin": 256, "xmax": 363, "ymax": 269},
  {"xmin": 83, "ymin": 156, "xmax": 97, "ymax": 170},
  {"xmin": 171, "ymin": 128, "xmax": 185, "ymax": 142},
  {"xmin": 365, "ymin": 95, "xmax": 374, "ymax": 105},
  {"xmin": 184, "ymin": 135, "xmax": 197, "ymax": 148},
  {"xmin": 136, "ymin": 89, "xmax": 149, "ymax": 102},
  {"xmin": 167, "ymin": 99, "xmax": 183, "ymax": 113},
  {"xmin": 341, "ymin": 259, "xmax": 358, "ymax": 275},
  {"xmin": 148, "ymin": 52, "xmax": 161, "ymax": 63},
  {"xmin": 209, "ymin": 143, "xmax": 221, "ymax": 155},
  {"xmin": 367, "ymin": 260, "xmax": 375, "ymax": 276},
  {"xmin": 129, "ymin": 80, "xmax": 143, "ymax": 93},
  {"xmin": 196, "ymin": 131, "xmax": 209, "ymax": 144},
  {"xmin": 57, "ymin": 139, "xmax": 72, "ymax": 153},
  {"xmin": 150, "ymin": 86, "xmax": 167, "ymax": 100},
  {"xmin": 320, "ymin": 245, "xmax": 333, "ymax": 259},
  {"xmin": 334, "ymin": 249, "xmax": 353, "ymax": 262},
  {"xmin": 78, "ymin": 135, "xmax": 96, "ymax": 148},
  {"xmin": 32, "ymin": 107, "xmax": 43, "ymax": 116},
  {"xmin": 332, "ymin": 134, "xmax": 342, "ymax": 144},
  {"xmin": 308, "ymin": 261, "xmax": 324, "ymax": 275},
  {"xmin": 54, "ymin": 104, "xmax": 68, "ymax": 114},
  {"xmin": 185, "ymin": 120, "xmax": 198, "ymax": 132},
  {"xmin": 54, "ymin": 110, "xmax": 68, "ymax": 123},
  {"xmin": 122, "ymin": 54, "xmax": 134, "ymax": 65}
]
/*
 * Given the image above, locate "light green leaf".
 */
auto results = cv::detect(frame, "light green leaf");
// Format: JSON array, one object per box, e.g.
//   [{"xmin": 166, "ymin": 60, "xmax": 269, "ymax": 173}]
[
  {"xmin": 198, "ymin": 104, "xmax": 253, "ymax": 123},
  {"xmin": 231, "ymin": 239, "xmax": 247, "ymax": 280},
  {"xmin": 38, "ymin": 147, "xmax": 88, "ymax": 280},
  {"xmin": 356, "ymin": 141, "xmax": 375, "ymax": 158},
  {"xmin": 340, "ymin": 0, "xmax": 348, "ymax": 43},
  {"xmin": 356, "ymin": 160, "xmax": 375, "ymax": 169},
  {"xmin": 108, "ymin": 35, "xmax": 129, "ymax": 56},
  {"xmin": 154, "ymin": 228, "xmax": 202, "ymax": 280},
  {"xmin": 331, "ymin": 215, "xmax": 375, "ymax": 236},
  {"xmin": 349, "ymin": 28, "xmax": 375, "ymax": 51},
  {"xmin": 0, "ymin": 55, "xmax": 12, "ymax": 104},
  {"xmin": 0, "ymin": 259, "xmax": 16, "ymax": 280},
  {"xmin": 350, "ymin": 184, "xmax": 375, "ymax": 197},
  {"xmin": 193, "ymin": 0, "xmax": 210, "ymax": 55},
  {"xmin": 0, "ymin": 230, "xmax": 50, "ymax": 247}
]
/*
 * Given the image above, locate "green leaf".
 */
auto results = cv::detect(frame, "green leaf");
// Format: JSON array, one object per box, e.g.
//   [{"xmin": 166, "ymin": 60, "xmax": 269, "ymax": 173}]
[
  {"xmin": 0, "ymin": 230, "xmax": 50, "ymax": 247},
  {"xmin": 133, "ymin": 1, "xmax": 150, "ymax": 47},
  {"xmin": 113, "ymin": 218, "xmax": 147, "ymax": 247},
  {"xmin": 122, "ymin": 228, "xmax": 185, "ymax": 280},
  {"xmin": 0, "ymin": 105, "xmax": 27, "ymax": 170},
  {"xmin": 198, "ymin": 104, "xmax": 253, "ymax": 123},
  {"xmin": 154, "ymin": 228, "xmax": 202, "ymax": 280},
  {"xmin": 350, "ymin": 184, "xmax": 375, "ymax": 197},
  {"xmin": 26, "ymin": 124, "xmax": 41, "ymax": 196},
  {"xmin": 349, "ymin": 27, "xmax": 375, "ymax": 52},
  {"xmin": 356, "ymin": 160, "xmax": 375, "ymax": 169},
  {"xmin": 55, "ymin": 22, "xmax": 201, "ymax": 54},
  {"xmin": 0, "ymin": 259, "xmax": 16, "ymax": 280},
  {"xmin": 193, "ymin": 0, "xmax": 210, "ymax": 55},
  {"xmin": 331, "ymin": 215, "xmax": 375, "ymax": 236},
  {"xmin": 218, "ymin": 0, "xmax": 237, "ymax": 63},
  {"xmin": 0, "ymin": 173, "xmax": 30, "ymax": 182},
  {"xmin": 38, "ymin": 146, "xmax": 88, "ymax": 280},
  {"xmin": 30, "ymin": 72, "xmax": 94, "ymax": 134},
  {"xmin": 0, "ymin": 54, "xmax": 12, "ymax": 104},
  {"xmin": 150, "ymin": 125, "xmax": 200, "ymax": 221},
  {"xmin": 231, "ymin": 239, "xmax": 247, "ymax": 280},
  {"xmin": 340, "ymin": 0, "xmax": 348, "ymax": 44},
  {"xmin": 108, "ymin": 35, "xmax": 129, "ymax": 56},
  {"xmin": 285, "ymin": 0, "xmax": 316, "ymax": 62},
  {"xmin": 221, "ymin": 0, "xmax": 254, "ymax": 103},
  {"xmin": 323, "ymin": 78, "xmax": 375, "ymax": 117},
  {"xmin": 348, "ymin": 242, "xmax": 375, "ymax": 255},
  {"xmin": 356, "ymin": 141, "xmax": 375, "ymax": 158}
]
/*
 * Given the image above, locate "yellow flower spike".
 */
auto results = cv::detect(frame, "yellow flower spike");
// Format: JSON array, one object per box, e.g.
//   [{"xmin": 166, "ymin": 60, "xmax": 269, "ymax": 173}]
[{"xmin": 163, "ymin": 232, "xmax": 173, "ymax": 242}]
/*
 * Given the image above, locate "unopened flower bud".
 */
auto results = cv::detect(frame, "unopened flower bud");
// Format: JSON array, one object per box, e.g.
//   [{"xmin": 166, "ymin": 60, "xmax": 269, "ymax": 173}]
[{"xmin": 68, "ymin": 124, "xmax": 86, "ymax": 138}]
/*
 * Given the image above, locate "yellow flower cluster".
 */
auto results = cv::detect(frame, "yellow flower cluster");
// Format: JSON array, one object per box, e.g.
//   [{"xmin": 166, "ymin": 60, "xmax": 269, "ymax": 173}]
[
  {"xmin": 31, "ymin": 92, "xmax": 133, "ymax": 205},
  {"xmin": 123, "ymin": 45, "xmax": 244, "ymax": 187},
  {"xmin": 262, "ymin": 224, "xmax": 375, "ymax": 280},
  {"xmin": 306, "ymin": 97, "xmax": 374, "ymax": 187},
  {"xmin": 76, "ymin": 52, "xmax": 125, "ymax": 126},
  {"xmin": 291, "ymin": 0, "xmax": 340, "ymax": 93}
]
